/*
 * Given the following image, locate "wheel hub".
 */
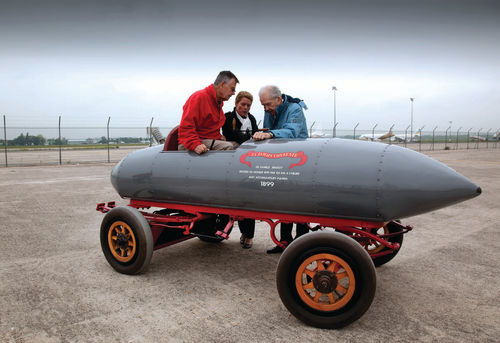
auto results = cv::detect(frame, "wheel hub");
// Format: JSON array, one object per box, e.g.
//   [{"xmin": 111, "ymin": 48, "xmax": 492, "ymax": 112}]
[
  {"xmin": 116, "ymin": 233, "xmax": 129, "ymax": 249},
  {"xmin": 313, "ymin": 270, "xmax": 337, "ymax": 294}
]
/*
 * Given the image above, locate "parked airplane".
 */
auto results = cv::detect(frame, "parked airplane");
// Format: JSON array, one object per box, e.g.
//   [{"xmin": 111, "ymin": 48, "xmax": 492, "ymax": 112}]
[
  {"xmin": 470, "ymin": 135, "xmax": 486, "ymax": 142},
  {"xmin": 391, "ymin": 128, "xmax": 423, "ymax": 142},
  {"xmin": 310, "ymin": 131, "xmax": 327, "ymax": 138},
  {"xmin": 359, "ymin": 128, "xmax": 394, "ymax": 141},
  {"xmin": 147, "ymin": 127, "xmax": 165, "ymax": 144}
]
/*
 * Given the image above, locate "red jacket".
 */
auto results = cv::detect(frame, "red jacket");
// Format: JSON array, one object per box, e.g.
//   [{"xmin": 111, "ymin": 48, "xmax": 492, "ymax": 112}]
[{"xmin": 178, "ymin": 85, "xmax": 226, "ymax": 151}]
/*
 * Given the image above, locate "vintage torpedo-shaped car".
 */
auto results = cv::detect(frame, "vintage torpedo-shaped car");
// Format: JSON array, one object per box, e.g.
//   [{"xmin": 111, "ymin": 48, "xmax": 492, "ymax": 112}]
[{"xmin": 97, "ymin": 126, "xmax": 481, "ymax": 329}]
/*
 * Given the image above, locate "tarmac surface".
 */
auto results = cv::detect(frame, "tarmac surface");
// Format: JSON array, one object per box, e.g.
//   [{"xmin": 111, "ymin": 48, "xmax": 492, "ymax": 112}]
[{"xmin": 0, "ymin": 148, "xmax": 499, "ymax": 342}]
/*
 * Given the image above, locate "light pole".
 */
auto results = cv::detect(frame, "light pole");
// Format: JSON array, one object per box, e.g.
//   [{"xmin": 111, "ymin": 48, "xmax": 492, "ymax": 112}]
[
  {"xmin": 332, "ymin": 86, "xmax": 337, "ymax": 137},
  {"xmin": 410, "ymin": 98, "xmax": 414, "ymax": 142}
]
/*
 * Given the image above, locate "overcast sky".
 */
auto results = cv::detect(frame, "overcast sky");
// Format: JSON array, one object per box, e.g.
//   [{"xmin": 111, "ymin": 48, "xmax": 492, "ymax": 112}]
[{"xmin": 1, "ymin": 0, "xmax": 499, "ymax": 133}]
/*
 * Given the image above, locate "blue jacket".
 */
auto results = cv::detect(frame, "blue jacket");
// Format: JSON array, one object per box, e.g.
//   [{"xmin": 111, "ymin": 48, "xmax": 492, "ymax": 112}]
[{"xmin": 264, "ymin": 94, "xmax": 308, "ymax": 139}]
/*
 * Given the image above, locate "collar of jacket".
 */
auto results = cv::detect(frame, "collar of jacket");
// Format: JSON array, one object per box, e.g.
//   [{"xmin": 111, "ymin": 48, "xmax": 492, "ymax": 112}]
[
  {"xmin": 231, "ymin": 108, "xmax": 252, "ymax": 125},
  {"xmin": 273, "ymin": 94, "xmax": 289, "ymax": 119},
  {"xmin": 206, "ymin": 84, "xmax": 223, "ymax": 109},
  {"xmin": 282, "ymin": 94, "xmax": 308, "ymax": 109}
]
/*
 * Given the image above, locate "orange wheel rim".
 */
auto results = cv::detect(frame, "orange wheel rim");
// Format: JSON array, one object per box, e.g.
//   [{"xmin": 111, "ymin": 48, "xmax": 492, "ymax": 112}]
[
  {"xmin": 108, "ymin": 221, "xmax": 137, "ymax": 263},
  {"xmin": 365, "ymin": 226, "xmax": 389, "ymax": 254},
  {"xmin": 295, "ymin": 253, "xmax": 355, "ymax": 311}
]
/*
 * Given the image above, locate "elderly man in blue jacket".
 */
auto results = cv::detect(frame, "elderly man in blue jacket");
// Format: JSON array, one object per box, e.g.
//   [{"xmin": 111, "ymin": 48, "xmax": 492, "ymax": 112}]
[
  {"xmin": 253, "ymin": 85, "xmax": 308, "ymax": 140},
  {"xmin": 253, "ymin": 85, "xmax": 309, "ymax": 254}
]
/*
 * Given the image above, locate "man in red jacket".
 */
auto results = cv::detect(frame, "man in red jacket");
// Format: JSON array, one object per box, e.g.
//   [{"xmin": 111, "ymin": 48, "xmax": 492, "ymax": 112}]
[{"xmin": 178, "ymin": 71, "xmax": 240, "ymax": 154}]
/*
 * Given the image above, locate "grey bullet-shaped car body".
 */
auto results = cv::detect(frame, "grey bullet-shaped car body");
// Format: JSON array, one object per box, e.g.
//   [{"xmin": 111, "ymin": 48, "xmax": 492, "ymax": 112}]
[{"xmin": 110, "ymin": 138, "xmax": 481, "ymax": 222}]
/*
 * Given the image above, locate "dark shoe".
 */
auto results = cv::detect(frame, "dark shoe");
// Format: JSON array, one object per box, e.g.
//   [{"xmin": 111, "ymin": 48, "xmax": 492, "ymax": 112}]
[
  {"xmin": 240, "ymin": 234, "xmax": 245, "ymax": 245},
  {"xmin": 266, "ymin": 245, "xmax": 283, "ymax": 254},
  {"xmin": 242, "ymin": 238, "xmax": 253, "ymax": 249}
]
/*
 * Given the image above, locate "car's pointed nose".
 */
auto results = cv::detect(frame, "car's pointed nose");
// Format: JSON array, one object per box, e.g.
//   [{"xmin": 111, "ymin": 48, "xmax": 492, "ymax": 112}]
[{"xmin": 378, "ymin": 146, "xmax": 481, "ymax": 219}]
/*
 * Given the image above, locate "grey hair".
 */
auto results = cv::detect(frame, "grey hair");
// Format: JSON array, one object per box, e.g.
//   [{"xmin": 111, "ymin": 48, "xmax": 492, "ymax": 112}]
[
  {"xmin": 259, "ymin": 85, "xmax": 281, "ymax": 99},
  {"xmin": 214, "ymin": 70, "xmax": 239, "ymax": 85}
]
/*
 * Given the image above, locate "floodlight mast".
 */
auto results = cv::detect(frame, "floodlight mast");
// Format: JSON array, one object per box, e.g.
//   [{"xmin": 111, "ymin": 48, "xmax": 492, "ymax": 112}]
[
  {"xmin": 410, "ymin": 98, "xmax": 414, "ymax": 142},
  {"xmin": 332, "ymin": 86, "xmax": 337, "ymax": 137}
]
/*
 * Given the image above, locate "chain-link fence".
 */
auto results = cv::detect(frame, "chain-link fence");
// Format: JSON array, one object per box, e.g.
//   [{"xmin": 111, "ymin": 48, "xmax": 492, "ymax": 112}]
[{"xmin": 1, "ymin": 115, "xmax": 499, "ymax": 167}]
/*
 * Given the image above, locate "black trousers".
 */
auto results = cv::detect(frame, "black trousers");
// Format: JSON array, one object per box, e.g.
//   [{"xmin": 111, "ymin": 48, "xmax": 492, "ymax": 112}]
[
  {"xmin": 280, "ymin": 223, "xmax": 309, "ymax": 244},
  {"xmin": 238, "ymin": 219, "xmax": 255, "ymax": 239}
]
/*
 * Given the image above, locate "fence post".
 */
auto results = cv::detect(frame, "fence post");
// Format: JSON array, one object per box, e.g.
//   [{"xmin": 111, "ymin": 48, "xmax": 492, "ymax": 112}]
[
  {"xmin": 432, "ymin": 126, "xmax": 437, "ymax": 151},
  {"xmin": 404, "ymin": 125, "xmax": 409, "ymax": 148},
  {"xmin": 389, "ymin": 124, "xmax": 394, "ymax": 145},
  {"xmin": 476, "ymin": 128, "xmax": 482, "ymax": 149},
  {"xmin": 353, "ymin": 123, "xmax": 359, "ymax": 140},
  {"xmin": 58, "ymin": 116, "xmax": 62, "ymax": 165},
  {"xmin": 455, "ymin": 127, "xmax": 461, "ymax": 150},
  {"xmin": 309, "ymin": 121, "xmax": 315, "ymax": 137},
  {"xmin": 107, "ymin": 116, "xmax": 111, "ymax": 163},
  {"xmin": 3, "ymin": 115, "xmax": 7, "ymax": 167},
  {"xmin": 371, "ymin": 123, "xmax": 378, "ymax": 141},
  {"xmin": 467, "ymin": 128, "xmax": 472, "ymax": 149},
  {"xmin": 486, "ymin": 128, "xmax": 491, "ymax": 149},
  {"xmin": 149, "ymin": 117, "xmax": 154, "ymax": 147},
  {"xmin": 445, "ymin": 126, "xmax": 451, "ymax": 150},
  {"xmin": 418, "ymin": 125, "xmax": 424, "ymax": 151}
]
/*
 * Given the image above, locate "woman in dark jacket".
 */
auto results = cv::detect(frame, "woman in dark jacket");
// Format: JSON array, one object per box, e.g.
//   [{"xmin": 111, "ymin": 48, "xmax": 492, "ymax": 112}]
[
  {"xmin": 222, "ymin": 91, "xmax": 259, "ymax": 145},
  {"xmin": 222, "ymin": 91, "xmax": 258, "ymax": 248}
]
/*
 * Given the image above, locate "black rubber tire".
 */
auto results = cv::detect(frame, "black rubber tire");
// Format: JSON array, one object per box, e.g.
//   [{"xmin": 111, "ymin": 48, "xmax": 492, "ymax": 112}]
[
  {"xmin": 371, "ymin": 221, "xmax": 404, "ymax": 267},
  {"xmin": 100, "ymin": 206, "xmax": 153, "ymax": 275},
  {"xmin": 276, "ymin": 231, "xmax": 376, "ymax": 329},
  {"xmin": 195, "ymin": 215, "xmax": 232, "ymax": 243}
]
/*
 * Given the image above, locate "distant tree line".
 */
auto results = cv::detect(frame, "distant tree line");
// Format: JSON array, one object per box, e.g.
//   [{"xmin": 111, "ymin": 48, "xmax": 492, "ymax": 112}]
[
  {"xmin": 4, "ymin": 133, "xmax": 53, "ymax": 146},
  {"xmin": 1, "ymin": 133, "xmax": 146, "ymax": 146},
  {"xmin": 96, "ymin": 136, "xmax": 145, "ymax": 144}
]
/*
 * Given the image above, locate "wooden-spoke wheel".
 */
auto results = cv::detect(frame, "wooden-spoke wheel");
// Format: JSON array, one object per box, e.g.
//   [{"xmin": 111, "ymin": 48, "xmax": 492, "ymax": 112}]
[
  {"xmin": 363, "ymin": 227, "xmax": 389, "ymax": 255},
  {"xmin": 107, "ymin": 221, "xmax": 137, "ymax": 263},
  {"xmin": 363, "ymin": 221, "xmax": 404, "ymax": 267},
  {"xmin": 277, "ymin": 231, "xmax": 376, "ymax": 329},
  {"xmin": 100, "ymin": 206, "xmax": 153, "ymax": 275},
  {"xmin": 295, "ymin": 253, "xmax": 355, "ymax": 312}
]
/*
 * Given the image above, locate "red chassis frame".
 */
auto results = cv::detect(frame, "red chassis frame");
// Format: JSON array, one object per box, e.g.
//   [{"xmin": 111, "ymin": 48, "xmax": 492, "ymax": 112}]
[{"xmin": 97, "ymin": 199, "xmax": 412, "ymax": 258}]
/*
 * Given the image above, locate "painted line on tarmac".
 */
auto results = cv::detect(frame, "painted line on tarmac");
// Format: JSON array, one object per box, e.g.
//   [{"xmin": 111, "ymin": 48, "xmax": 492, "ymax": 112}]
[{"xmin": 0, "ymin": 176, "xmax": 105, "ymax": 186}]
